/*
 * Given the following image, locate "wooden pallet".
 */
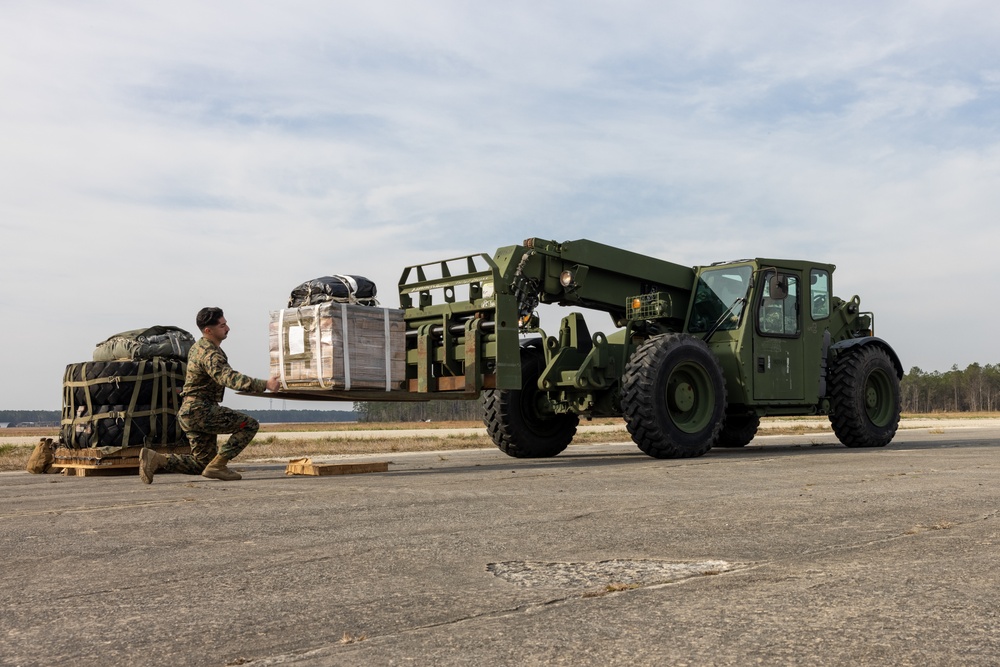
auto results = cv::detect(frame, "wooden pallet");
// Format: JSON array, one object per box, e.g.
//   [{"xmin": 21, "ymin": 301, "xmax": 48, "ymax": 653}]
[
  {"xmin": 54, "ymin": 445, "xmax": 191, "ymax": 477},
  {"xmin": 285, "ymin": 457, "xmax": 390, "ymax": 476}
]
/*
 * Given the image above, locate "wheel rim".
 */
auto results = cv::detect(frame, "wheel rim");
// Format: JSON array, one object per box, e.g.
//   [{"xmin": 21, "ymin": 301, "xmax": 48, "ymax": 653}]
[
  {"xmin": 665, "ymin": 360, "xmax": 716, "ymax": 433},
  {"xmin": 517, "ymin": 378, "xmax": 565, "ymax": 438},
  {"xmin": 864, "ymin": 367, "xmax": 895, "ymax": 427}
]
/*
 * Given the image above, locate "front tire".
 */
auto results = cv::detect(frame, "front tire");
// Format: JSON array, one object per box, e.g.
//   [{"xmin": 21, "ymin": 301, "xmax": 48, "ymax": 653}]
[
  {"xmin": 829, "ymin": 346, "xmax": 900, "ymax": 448},
  {"xmin": 482, "ymin": 348, "xmax": 578, "ymax": 458},
  {"xmin": 622, "ymin": 334, "xmax": 726, "ymax": 459}
]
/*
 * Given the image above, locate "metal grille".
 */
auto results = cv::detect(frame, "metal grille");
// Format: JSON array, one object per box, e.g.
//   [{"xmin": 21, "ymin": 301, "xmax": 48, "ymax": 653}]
[{"xmin": 626, "ymin": 293, "xmax": 669, "ymax": 320}]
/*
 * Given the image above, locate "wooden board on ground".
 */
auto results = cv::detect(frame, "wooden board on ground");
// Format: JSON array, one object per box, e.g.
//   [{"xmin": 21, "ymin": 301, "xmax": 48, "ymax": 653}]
[{"xmin": 285, "ymin": 457, "xmax": 389, "ymax": 476}]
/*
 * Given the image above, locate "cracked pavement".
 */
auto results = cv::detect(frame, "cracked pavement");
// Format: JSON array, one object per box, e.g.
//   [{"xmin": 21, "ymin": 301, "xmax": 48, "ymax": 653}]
[{"xmin": 2, "ymin": 425, "xmax": 998, "ymax": 666}]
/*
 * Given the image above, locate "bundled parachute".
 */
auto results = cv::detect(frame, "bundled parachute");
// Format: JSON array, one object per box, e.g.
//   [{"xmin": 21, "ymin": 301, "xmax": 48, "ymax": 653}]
[{"xmin": 287, "ymin": 275, "xmax": 378, "ymax": 308}]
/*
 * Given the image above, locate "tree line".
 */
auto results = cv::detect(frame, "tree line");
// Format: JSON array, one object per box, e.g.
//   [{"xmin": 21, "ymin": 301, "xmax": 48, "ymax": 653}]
[
  {"xmin": 900, "ymin": 364, "xmax": 1000, "ymax": 413},
  {"xmin": 353, "ymin": 363, "xmax": 1000, "ymax": 422},
  {"xmin": 0, "ymin": 409, "xmax": 356, "ymax": 426},
  {"xmin": 0, "ymin": 410, "xmax": 62, "ymax": 426},
  {"xmin": 354, "ymin": 400, "xmax": 482, "ymax": 422}
]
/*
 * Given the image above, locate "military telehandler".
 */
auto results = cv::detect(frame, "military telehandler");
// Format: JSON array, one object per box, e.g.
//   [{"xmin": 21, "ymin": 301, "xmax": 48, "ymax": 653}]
[{"xmin": 285, "ymin": 237, "xmax": 902, "ymax": 459}]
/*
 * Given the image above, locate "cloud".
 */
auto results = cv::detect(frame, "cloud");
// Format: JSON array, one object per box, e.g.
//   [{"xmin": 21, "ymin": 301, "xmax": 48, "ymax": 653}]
[{"xmin": 2, "ymin": 0, "xmax": 999, "ymax": 410}]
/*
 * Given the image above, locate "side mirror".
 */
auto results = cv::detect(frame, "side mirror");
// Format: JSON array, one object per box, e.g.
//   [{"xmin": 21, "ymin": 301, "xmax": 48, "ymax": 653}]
[{"xmin": 768, "ymin": 274, "xmax": 788, "ymax": 300}]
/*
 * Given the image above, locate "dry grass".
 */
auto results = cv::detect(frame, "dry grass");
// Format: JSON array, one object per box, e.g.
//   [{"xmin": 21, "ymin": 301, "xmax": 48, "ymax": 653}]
[
  {"xmin": 258, "ymin": 420, "xmax": 479, "ymax": 433},
  {"xmin": 2, "ymin": 427, "xmax": 59, "ymax": 438},
  {"xmin": 0, "ymin": 443, "xmax": 37, "ymax": 472},
  {"xmin": 244, "ymin": 428, "xmax": 625, "ymax": 461},
  {"xmin": 0, "ymin": 425, "xmax": 624, "ymax": 471},
  {"xmin": 245, "ymin": 433, "xmax": 498, "ymax": 460},
  {"xmin": 4, "ymin": 412, "xmax": 999, "ymax": 473}
]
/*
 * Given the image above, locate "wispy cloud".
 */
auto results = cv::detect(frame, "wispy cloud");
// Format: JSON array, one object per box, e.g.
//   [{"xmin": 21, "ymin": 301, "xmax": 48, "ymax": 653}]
[{"xmin": 2, "ymin": 0, "xmax": 999, "ymax": 408}]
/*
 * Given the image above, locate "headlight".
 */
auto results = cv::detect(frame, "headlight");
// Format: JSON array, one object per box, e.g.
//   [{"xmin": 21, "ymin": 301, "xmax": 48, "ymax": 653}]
[{"xmin": 559, "ymin": 270, "xmax": 575, "ymax": 287}]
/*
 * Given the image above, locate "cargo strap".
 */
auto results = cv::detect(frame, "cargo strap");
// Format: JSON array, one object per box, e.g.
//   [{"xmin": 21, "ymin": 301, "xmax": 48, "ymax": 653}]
[
  {"xmin": 332, "ymin": 274, "xmax": 360, "ymax": 304},
  {"xmin": 340, "ymin": 303, "xmax": 351, "ymax": 390},
  {"xmin": 61, "ymin": 359, "xmax": 185, "ymax": 447},
  {"xmin": 383, "ymin": 307, "xmax": 392, "ymax": 391},
  {"xmin": 277, "ymin": 309, "xmax": 289, "ymax": 391}
]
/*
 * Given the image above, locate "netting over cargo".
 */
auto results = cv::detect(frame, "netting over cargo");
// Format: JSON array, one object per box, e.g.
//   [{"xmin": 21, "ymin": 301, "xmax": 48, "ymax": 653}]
[
  {"xmin": 92, "ymin": 325, "xmax": 195, "ymax": 362},
  {"xmin": 61, "ymin": 358, "xmax": 188, "ymax": 449},
  {"xmin": 269, "ymin": 303, "xmax": 406, "ymax": 391}
]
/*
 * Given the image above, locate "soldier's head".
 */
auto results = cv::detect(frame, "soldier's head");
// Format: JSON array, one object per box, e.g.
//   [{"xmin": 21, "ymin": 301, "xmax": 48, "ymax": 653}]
[{"xmin": 196, "ymin": 307, "xmax": 229, "ymax": 344}]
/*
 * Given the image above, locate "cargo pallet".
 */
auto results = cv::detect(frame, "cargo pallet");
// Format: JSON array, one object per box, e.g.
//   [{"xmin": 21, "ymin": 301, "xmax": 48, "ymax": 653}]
[{"xmin": 53, "ymin": 444, "xmax": 191, "ymax": 477}]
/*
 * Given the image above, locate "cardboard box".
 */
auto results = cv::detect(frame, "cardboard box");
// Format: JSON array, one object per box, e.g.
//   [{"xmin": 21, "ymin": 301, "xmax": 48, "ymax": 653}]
[{"xmin": 270, "ymin": 303, "xmax": 406, "ymax": 391}]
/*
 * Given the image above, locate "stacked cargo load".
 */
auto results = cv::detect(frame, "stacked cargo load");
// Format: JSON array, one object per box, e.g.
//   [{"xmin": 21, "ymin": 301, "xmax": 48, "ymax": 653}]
[
  {"xmin": 58, "ymin": 324, "xmax": 194, "ymax": 461},
  {"xmin": 269, "ymin": 302, "xmax": 406, "ymax": 392},
  {"xmin": 60, "ymin": 358, "xmax": 188, "ymax": 449}
]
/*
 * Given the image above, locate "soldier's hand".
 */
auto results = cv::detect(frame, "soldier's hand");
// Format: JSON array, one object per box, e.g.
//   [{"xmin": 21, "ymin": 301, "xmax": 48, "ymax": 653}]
[{"xmin": 266, "ymin": 377, "xmax": 281, "ymax": 392}]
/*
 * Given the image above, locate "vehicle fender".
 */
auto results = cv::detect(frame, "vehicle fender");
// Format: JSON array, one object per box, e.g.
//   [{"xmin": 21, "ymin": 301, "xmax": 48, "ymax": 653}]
[{"xmin": 829, "ymin": 337, "xmax": 903, "ymax": 379}]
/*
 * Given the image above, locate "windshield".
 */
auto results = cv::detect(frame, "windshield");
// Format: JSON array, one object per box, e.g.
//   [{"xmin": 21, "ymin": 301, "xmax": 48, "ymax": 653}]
[{"xmin": 688, "ymin": 266, "xmax": 752, "ymax": 333}]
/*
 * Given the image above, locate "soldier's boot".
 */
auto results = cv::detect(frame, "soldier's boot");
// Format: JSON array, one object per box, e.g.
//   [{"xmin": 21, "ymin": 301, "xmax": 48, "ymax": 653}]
[
  {"xmin": 201, "ymin": 455, "xmax": 242, "ymax": 481},
  {"xmin": 138, "ymin": 448, "xmax": 168, "ymax": 484}
]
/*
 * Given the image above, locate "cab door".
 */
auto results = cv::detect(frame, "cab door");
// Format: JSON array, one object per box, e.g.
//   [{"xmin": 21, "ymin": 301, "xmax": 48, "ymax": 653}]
[{"xmin": 752, "ymin": 271, "xmax": 804, "ymax": 401}]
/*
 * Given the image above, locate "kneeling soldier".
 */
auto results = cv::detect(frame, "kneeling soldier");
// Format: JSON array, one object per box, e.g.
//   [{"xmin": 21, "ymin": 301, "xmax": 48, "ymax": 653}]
[{"xmin": 139, "ymin": 307, "xmax": 279, "ymax": 483}]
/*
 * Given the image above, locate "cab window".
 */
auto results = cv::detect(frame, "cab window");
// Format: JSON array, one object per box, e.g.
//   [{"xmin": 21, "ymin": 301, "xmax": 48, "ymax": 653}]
[
  {"xmin": 810, "ymin": 269, "xmax": 830, "ymax": 319},
  {"xmin": 689, "ymin": 266, "xmax": 752, "ymax": 333},
  {"xmin": 757, "ymin": 274, "xmax": 798, "ymax": 336}
]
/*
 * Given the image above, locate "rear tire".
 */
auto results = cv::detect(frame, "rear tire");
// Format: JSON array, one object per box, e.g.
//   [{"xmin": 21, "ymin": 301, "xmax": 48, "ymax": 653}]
[
  {"xmin": 622, "ymin": 334, "xmax": 726, "ymax": 459},
  {"xmin": 716, "ymin": 413, "xmax": 760, "ymax": 448},
  {"xmin": 829, "ymin": 346, "xmax": 900, "ymax": 448},
  {"xmin": 482, "ymin": 348, "xmax": 578, "ymax": 458}
]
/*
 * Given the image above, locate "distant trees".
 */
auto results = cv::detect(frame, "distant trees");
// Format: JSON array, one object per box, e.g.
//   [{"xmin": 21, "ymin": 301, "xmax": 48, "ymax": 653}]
[
  {"xmin": 0, "ymin": 410, "xmax": 61, "ymax": 426},
  {"xmin": 900, "ymin": 364, "xmax": 1000, "ymax": 413},
  {"xmin": 243, "ymin": 409, "xmax": 357, "ymax": 423},
  {"xmin": 0, "ymin": 409, "xmax": 356, "ymax": 426},
  {"xmin": 354, "ymin": 400, "xmax": 482, "ymax": 423},
  {"xmin": 354, "ymin": 364, "xmax": 1000, "ymax": 421}
]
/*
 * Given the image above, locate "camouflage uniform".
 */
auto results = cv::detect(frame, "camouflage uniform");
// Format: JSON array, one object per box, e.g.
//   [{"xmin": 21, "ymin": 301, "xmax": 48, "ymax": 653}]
[{"xmin": 161, "ymin": 337, "xmax": 268, "ymax": 474}]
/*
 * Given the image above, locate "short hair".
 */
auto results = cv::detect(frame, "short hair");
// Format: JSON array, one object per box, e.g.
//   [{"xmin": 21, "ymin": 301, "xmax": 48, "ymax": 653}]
[{"xmin": 196, "ymin": 307, "xmax": 224, "ymax": 331}]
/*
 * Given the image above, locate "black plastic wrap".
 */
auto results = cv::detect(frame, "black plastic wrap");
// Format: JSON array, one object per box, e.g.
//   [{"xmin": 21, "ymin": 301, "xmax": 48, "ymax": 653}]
[{"xmin": 288, "ymin": 275, "xmax": 378, "ymax": 307}]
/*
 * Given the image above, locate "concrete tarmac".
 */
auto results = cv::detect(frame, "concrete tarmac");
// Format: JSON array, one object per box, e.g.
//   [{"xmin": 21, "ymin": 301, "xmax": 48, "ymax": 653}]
[{"xmin": 2, "ymin": 424, "xmax": 998, "ymax": 666}]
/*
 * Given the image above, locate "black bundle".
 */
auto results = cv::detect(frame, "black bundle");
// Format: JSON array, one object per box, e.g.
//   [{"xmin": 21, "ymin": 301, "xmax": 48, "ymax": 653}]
[{"xmin": 287, "ymin": 275, "xmax": 378, "ymax": 308}]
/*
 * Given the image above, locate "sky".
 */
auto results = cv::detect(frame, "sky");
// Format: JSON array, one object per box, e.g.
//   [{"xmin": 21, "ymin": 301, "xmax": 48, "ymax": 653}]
[{"xmin": 1, "ymin": 1, "xmax": 998, "ymax": 411}]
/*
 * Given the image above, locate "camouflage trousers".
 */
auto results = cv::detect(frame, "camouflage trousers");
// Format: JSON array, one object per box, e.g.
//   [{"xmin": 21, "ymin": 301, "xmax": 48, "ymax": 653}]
[{"xmin": 162, "ymin": 400, "xmax": 260, "ymax": 474}]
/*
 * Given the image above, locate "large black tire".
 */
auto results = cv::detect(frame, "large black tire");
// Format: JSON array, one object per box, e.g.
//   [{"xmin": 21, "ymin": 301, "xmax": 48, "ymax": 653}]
[
  {"xmin": 622, "ymin": 334, "xmax": 726, "ymax": 459},
  {"xmin": 829, "ymin": 345, "xmax": 900, "ymax": 448},
  {"xmin": 61, "ymin": 359, "xmax": 187, "ymax": 449},
  {"xmin": 716, "ymin": 412, "xmax": 760, "ymax": 448},
  {"xmin": 482, "ymin": 348, "xmax": 578, "ymax": 458}
]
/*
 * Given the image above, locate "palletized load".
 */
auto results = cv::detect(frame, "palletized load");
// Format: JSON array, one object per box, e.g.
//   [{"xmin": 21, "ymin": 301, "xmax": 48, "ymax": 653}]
[
  {"xmin": 92, "ymin": 325, "xmax": 195, "ymax": 362},
  {"xmin": 61, "ymin": 358, "xmax": 187, "ymax": 448},
  {"xmin": 287, "ymin": 275, "xmax": 379, "ymax": 308},
  {"xmin": 270, "ymin": 302, "xmax": 405, "ymax": 391}
]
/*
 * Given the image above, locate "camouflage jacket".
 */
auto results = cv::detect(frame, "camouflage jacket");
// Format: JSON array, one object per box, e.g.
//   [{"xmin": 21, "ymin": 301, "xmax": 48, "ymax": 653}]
[{"xmin": 181, "ymin": 337, "xmax": 267, "ymax": 404}]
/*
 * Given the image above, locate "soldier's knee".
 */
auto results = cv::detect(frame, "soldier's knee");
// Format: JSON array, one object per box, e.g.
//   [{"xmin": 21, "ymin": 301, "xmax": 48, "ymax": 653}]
[{"xmin": 238, "ymin": 416, "xmax": 259, "ymax": 435}]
